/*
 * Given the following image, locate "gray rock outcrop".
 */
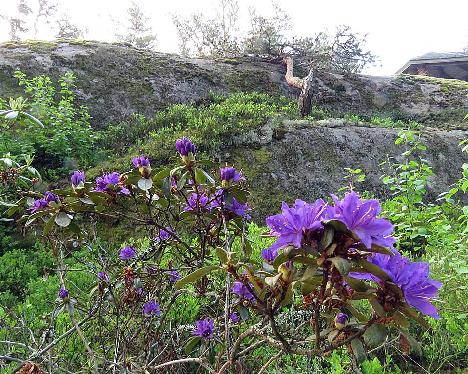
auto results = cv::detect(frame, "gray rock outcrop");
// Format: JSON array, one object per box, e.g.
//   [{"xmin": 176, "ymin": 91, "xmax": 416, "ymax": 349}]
[{"xmin": 0, "ymin": 41, "xmax": 467, "ymax": 128}]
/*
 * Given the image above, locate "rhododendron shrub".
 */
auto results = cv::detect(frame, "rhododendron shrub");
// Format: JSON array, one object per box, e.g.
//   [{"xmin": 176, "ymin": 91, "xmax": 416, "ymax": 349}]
[{"xmin": 2, "ymin": 137, "xmax": 441, "ymax": 373}]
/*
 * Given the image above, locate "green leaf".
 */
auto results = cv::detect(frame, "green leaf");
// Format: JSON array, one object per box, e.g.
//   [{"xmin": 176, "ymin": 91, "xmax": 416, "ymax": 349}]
[
  {"xmin": 351, "ymin": 338, "xmax": 367, "ymax": 363},
  {"xmin": 43, "ymin": 215, "xmax": 56, "ymax": 235},
  {"xmin": 231, "ymin": 187, "xmax": 249, "ymax": 204},
  {"xmin": 162, "ymin": 177, "xmax": 171, "ymax": 198},
  {"xmin": 55, "ymin": 212, "xmax": 72, "ymax": 227},
  {"xmin": 292, "ymin": 255, "xmax": 317, "ymax": 266},
  {"xmin": 392, "ymin": 311, "xmax": 410, "ymax": 329},
  {"xmin": 138, "ymin": 178, "xmax": 153, "ymax": 191},
  {"xmin": 319, "ymin": 226, "xmax": 334, "ymax": 251},
  {"xmin": 79, "ymin": 197, "xmax": 95, "ymax": 205},
  {"xmin": 369, "ymin": 296, "xmax": 386, "ymax": 317},
  {"xmin": 323, "ymin": 219, "xmax": 349, "ymax": 233},
  {"xmin": 185, "ymin": 336, "xmax": 201, "ymax": 354},
  {"xmin": 194, "ymin": 168, "xmax": 207, "ymax": 184},
  {"xmin": 153, "ymin": 168, "xmax": 170, "ymax": 187},
  {"xmin": 363, "ymin": 324, "xmax": 388, "ymax": 348},
  {"xmin": 200, "ymin": 168, "xmax": 215, "ymax": 185},
  {"xmin": 0, "ymin": 201, "xmax": 18, "ymax": 207},
  {"xmin": 345, "ymin": 303, "xmax": 368, "ymax": 322},
  {"xmin": 400, "ymin": 305, "xmax": 429, "ymax": 329},
  {"xmin": 329, "ymin": 257, "xmax": 351, "ymax": 276},
  {"xmin": 368, "ymin": 244, "xmax": 394, "ymax": 255},
  {"xmin": 239, "ymin": 305, "xmax": 250, "ymax": 320},
  {"xmin": 344, "ymin": 277, "xmax": 371, "ymax": 292},
  {"xmin": 357, "ymin": 259, "xmax": 391, "ymax": 282},
  {"xmin": 215, "ymin": 247, "xmax": 229, "ymax": 264},
  {"xmin": 175, "ymin": 265, "xmax": 220, "ymax": 290},
  {"xmin": 272, "ymin": 252, "xmax": 288, "ymax": 269}
]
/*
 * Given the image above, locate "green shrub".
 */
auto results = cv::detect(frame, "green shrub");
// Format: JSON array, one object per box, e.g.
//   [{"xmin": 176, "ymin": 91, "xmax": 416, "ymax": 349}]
[{"xmin": 0, "ymin": 71, "xmax": 96, "ymax": 174}]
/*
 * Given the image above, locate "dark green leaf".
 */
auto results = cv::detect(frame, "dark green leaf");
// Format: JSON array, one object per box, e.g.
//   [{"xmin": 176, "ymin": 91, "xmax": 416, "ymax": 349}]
[
  {"xmin": 319, "ymin": 226, "xmax": 334, "ymax": 251},
  {"xmin": 369, "ymin": 296, "xmax": 386, "ymax": 317},
  {"xmin": 323, "ymin": 219, "xmax": 349, "ymax": 233},
  {"xmin": 363, "ymin": 324, "xmax": 388, "ymax": 348},
  {"xmin": 239, "ymin": 306, "xmax": 250, "ymax": 320},
  {"xmin": 344, "ymin": 277, "xmax": 371, "ymax": 292},
  {"xmin": 43, "ymin": 215, "xmax": 56, "ymax": 235},
  {"xmin": 357, "ymin": 259, "xmax": 391, "ymax": 281},
  {"xmin": 351, "ymin": 338, "xmax": 367, "ymax": 363},
  {"xmin": 392, "ymin": 311, "xmax": 410, "ymax": 329},
  {"xmin": 329, "ymin": 257, "xmax": 351, "ymax": 276}
]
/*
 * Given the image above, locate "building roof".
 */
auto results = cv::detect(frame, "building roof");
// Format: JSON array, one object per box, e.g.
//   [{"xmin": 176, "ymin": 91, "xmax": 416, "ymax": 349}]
[{"xmin": 396, "ymin": 51, "xmax": 468, "ymax": 74}]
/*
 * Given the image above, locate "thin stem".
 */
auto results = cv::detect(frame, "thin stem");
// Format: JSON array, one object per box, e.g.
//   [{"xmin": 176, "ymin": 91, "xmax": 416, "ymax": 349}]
[{"xmin": 150, "ymin": 357, "xmax": 215, "ymax": 373}]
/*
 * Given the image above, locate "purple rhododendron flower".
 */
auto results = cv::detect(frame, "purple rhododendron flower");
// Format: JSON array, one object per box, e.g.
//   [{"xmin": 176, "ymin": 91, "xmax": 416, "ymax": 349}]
[
  {"xmin": 330, "ymin": 191, "xmax": 395, "ymax": 249},
  {"xmin": 266, "ymin": 198, "xmax": 329, "ymax": 251},
  {"xmin": 71, "ymin": 171, "xmax": 85, "ymax": 187},
  {"xmin": 335, "ymin": 312, "xmax": 348, "ymax": 325},
  {"xmin": 192, "ymin": 318, "xmax": 214, "ymax": 340},
  {"xmin": 98, "ymin": 271, "xmax": 109, "ymax": 282},
  {"xmin": 29, "ymin": 198, "xmax": 49, "ymax": 213},
  {"xmin": 58, "ymin": 287, "xmax": 69, "ymax": 299},
  {"xmin": 168, "ymin": 270, "xmax": 180, "ymax": 282},
  {"xmin": 231, "ymin": 281, "xmax": 255, "ymax": 302},
  {"xmin": 44, "ymin": 191, "xmax": 59, "ymax": 203},
  {"xmin": 220, "ymin": 166, "xmax": 243, "ymax": 182},
  {"xmin": 229, "ymin": 313, "xmax": 240, "ymax": 324},
  {"xmin": 95, "ymin": 172, "xmax": 130, "ymax": 195},
  {"xmin": 211, "ymin": 189, "xmax": 251, "ymax": 218},
  {"xmin": 184, "ymin": 192, "xmax": 211, "ymax": 212},
  {"xmin": 175, "ymin": 137, "xmax": 196, "ymax": 156},
  {"xmin": 158, "ymin": 227, "xmax": 172, "ymax": 241},
  {"xmin": 119, "ymin": 246, "xmax": 137, "ymax": 260},
  {"xmin": 351, "ymin": 249, "xmax": 441, "ymax": 319},
  {"xmin": 225, "ymin": 197, "xmax": 251, "ymax": 219},
  {"xmin": 29, "ymin": 191, "xmax": 60, "ymax": 213},
  {"xmin": 261, "ymin": 247, "xmax": 278, "ymax": 262},
  {"xmin": 132, "ymin": 155, "xmax": 150, "ymax": 168},
  {"xmin": 143, "ymin": 300, "xmax": 161, "ymax": 317}
]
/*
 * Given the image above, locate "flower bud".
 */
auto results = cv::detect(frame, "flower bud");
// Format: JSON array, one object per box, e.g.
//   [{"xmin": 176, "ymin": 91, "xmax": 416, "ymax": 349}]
[
  {"xmin": 176, "ymin": 136, "xmax": 197, "ymax": 161},
  {"xmin": 71, "ymin": 170, "xmax": 85, "ymax": 188},
  {"xmin": 334, "ymin": 312, "xmax": 349, "ymax": 330},
  {"xmin": 58, "ymin": 287, "xmax": 69, "ymax": 300}
]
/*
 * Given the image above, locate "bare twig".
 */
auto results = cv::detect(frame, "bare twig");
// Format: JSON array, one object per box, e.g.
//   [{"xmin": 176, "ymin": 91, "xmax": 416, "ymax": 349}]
[{"xmin": 150, "ymin": 357, "xmax": 216, "ymax": 373}]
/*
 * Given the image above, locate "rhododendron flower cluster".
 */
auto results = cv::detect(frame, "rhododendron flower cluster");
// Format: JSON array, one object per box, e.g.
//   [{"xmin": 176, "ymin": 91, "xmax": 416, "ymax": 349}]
[
  {"xmin": 29, "ymin": 191, "xmax": 59, "ymax": 213},
  {"xmin": 351, "ymin": 249, "xmax": 442, "ymax": 318},
  {"xmin": 132, "ymin": 155, "xmax": 150, "ymax": 168},
  {"xmin": 220, "ymin": 166, "xmax": 243, "ymax": 183},
  {"xmin": 95, "ymin": 172, "xmax": 130, "ymax": 195},
  {"xmin": 143, "ymin": 300, "xmax": 161, "ymax": 317},
  {"xmin": 8, "ymin": 134, "xmax": 444, "ymax": 373},
  {"xmin": 119, "ymin": 246, "xmax": 137, "ymax": 260},
  {"xmin": 192, "ymin": 319, "xmax": 214, "ymax": 340},
  {"xmin": 175, "ymin": 137, "xmax": 196, "ymax": 156},
  {"xmin": 231, "ymin": 281, "xmax": 255, "ymax": 303}
]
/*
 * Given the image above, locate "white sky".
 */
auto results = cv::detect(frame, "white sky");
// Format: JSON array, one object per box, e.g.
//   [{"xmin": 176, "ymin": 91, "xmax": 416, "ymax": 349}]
[{"xmin": 1, "ymin": 0, "xmax": 468, "ymax": 76}]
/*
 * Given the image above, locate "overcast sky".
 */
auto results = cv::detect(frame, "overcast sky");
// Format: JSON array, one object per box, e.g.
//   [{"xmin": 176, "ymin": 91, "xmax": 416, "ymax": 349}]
[{"xmin": 1, "ymin": 0, "xmax": 468, "ymax": 76}]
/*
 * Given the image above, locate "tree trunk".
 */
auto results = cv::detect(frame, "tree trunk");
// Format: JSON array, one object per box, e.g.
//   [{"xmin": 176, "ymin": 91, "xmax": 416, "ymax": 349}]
[
  {"xmin": 299, "ymin": 69, "xmax": 314, "ymax": 117},
  {"xmin": 284, "ymin": 56, "xmax": 314, "ymax": 117}
]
